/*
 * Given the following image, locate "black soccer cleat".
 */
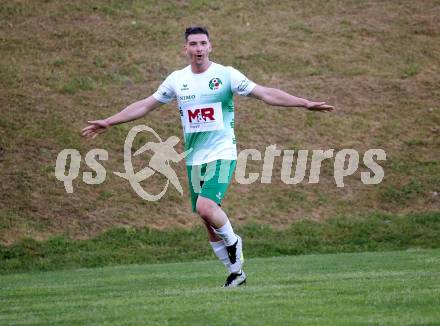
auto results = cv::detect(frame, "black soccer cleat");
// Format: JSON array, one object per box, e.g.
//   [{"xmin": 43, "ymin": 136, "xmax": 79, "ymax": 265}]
[{"xmin": 223, "ymin": 271, "xmax": 247, "ymax": 288}]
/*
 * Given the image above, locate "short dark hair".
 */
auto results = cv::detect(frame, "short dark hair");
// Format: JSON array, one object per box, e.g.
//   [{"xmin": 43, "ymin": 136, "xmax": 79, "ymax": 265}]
[{"xmin": 185, "ymin": 26, "xmax": 209, "ymax": 41}]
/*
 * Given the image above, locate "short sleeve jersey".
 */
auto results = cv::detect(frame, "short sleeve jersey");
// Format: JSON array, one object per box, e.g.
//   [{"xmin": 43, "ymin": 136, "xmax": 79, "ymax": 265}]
[{"xmin": 153, "ymin": 62, "xmax": 256, "ymax": 166}]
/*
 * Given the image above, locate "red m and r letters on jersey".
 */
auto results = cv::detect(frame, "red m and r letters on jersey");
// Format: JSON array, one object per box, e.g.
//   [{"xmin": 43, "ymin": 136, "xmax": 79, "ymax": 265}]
[
  {"xmin": 182, "ymin": 102, "xmax": 223, "ymax": 133},
  {"xmin": 188, "ymin": 107, "xmax": 215, "ymax": 123}
]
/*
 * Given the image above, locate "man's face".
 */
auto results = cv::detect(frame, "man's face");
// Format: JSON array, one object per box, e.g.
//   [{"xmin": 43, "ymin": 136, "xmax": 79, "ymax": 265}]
[{"xmin": 185, "ymin": 34, "xmax": 212, "ymax": 66}]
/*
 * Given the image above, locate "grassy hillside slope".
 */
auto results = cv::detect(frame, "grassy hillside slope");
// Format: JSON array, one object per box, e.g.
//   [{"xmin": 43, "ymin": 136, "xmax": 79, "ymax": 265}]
[
  {"xmin": 1, "ymin": 0, "xmax": 439, "ymax": 244},
  {"xmin": 1, "ymin": 212, "xmax": 439, "ymax": 274}
]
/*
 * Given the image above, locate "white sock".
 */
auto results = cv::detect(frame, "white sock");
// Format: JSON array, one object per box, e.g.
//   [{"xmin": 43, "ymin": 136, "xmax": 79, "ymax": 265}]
[
  {"xmin": 213, "ymin": 220, "xmax": 238, "ymax": 246},
  {"xmin": 210, "ymin": 240, "xmax": 230, "ymax": 269}
]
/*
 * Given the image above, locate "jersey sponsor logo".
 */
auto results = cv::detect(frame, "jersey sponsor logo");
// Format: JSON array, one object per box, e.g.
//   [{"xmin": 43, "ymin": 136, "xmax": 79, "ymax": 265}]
[
  {"xmin": 182, "ymin": 102, "xmax": 224, "ymax": 133},
  {"xmin": 209, "ymin": 77, "xmax": 223, "ymax": 90},
  {"xmin": 188, "ymin": 107, "xmax": 215, "ymax": 123},
  {"xmin": 179, "ymin": 94, "xmax": 196, "ymax": 101}
]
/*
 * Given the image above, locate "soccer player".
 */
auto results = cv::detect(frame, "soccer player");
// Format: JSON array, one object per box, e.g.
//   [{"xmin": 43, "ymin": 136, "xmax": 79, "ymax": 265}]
[{"xmin": 82, "ymin": 26, "xmax": 334, "ymax": 287}]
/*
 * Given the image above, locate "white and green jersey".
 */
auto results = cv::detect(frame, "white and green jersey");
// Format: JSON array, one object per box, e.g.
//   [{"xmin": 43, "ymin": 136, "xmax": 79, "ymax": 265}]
[{"xmin": 153, "ymin": 62, "xmax": 256, "ymax": 166}]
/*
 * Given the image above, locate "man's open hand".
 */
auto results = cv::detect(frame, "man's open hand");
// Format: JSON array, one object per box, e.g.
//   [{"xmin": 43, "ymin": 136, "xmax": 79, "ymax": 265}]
[
  {"xmin": 81, "ymin": 120, "xmax": 110, "ymax": 139},
  {"xmin": 306, "ymin": 101, "xmax": 335, "ymax": 112}
]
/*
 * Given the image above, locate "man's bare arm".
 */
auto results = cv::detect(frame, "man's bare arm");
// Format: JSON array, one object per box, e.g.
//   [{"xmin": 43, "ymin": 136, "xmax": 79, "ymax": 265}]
[
  {"xmin": 249, "ymin": 85, "xmax": 334, "ymax": 112},
  {"xmin": 81, "ymin": 96, "xmax": 164, "ymax": 139}
]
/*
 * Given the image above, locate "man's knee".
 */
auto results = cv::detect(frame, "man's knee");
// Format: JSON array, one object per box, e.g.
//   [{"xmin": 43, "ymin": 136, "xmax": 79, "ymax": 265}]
[{"xmin": 196, "ymin": 197, "xmax": 216, "ymax": 219}]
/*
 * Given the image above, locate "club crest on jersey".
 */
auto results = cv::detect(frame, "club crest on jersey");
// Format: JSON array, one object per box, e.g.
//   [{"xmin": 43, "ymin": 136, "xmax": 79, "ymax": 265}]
[{"xmin": 209, "ymin": 78, "xmax": 222, "ymax": 90}]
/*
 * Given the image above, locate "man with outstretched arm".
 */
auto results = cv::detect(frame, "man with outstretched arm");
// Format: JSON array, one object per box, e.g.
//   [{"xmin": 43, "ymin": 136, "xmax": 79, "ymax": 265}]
[{"xmin": 82, "ymin": 26, "xmax": 334, "ymax": 287}]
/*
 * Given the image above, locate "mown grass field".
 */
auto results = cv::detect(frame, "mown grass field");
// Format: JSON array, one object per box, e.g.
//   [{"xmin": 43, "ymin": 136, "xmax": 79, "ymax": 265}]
[{"xmin": 1, "ymin": 249, "xmax": 439, "ymax": 325}]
